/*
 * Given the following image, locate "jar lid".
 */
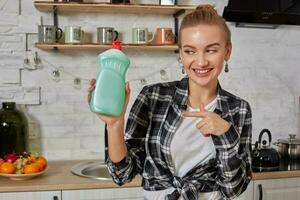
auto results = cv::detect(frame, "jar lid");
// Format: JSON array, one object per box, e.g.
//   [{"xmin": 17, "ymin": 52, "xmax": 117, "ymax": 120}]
[{"xmin": 277, "ymin": 134, "xmax": 300, "ymax": 145}]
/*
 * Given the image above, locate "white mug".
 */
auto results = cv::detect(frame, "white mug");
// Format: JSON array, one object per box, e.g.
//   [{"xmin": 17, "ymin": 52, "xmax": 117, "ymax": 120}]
[
  {"xmin": 132, "ymin": 28, "xmax": 154, "ymax": 44},
  {"xmin": 159, "ymin": 0, "xmax": 176, "ymax": 5},
  {"xmin": 64, "ymin": 26, "xmax": 84, "ymax": 43}
]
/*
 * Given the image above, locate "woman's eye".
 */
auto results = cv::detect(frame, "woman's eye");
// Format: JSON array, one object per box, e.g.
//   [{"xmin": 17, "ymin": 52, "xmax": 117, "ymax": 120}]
[
  {"xmin": 184, "ymin": 50, "xmax": 194, "ymax": 55},
  {"xmin": 206, "ymin": 49, "xmax": 217, "ymax": 54}
]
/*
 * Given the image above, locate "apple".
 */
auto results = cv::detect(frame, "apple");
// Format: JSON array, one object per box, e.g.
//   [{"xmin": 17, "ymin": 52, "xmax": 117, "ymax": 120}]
[{"xmin": 4, "ymin": 153, "xmax": 19, "ymax": 163}]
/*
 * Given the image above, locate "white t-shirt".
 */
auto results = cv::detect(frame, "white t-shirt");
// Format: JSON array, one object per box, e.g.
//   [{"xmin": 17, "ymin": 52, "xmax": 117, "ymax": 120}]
[{"xmin": 144, "ymin": 98, "xmax": 221, "ymax": 199}]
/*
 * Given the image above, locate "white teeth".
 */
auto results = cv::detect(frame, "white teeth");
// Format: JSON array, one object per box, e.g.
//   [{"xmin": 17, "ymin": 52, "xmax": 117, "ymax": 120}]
[{"xmin": 194, "ymin": 69, "xmax": 210, "ymax": 74}]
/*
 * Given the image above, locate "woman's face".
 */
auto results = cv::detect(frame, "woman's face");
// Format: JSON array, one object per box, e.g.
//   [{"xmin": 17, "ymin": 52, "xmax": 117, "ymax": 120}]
[{"xmin": 179, "ymin": 24, "xmax": 232, "ymax": 88}]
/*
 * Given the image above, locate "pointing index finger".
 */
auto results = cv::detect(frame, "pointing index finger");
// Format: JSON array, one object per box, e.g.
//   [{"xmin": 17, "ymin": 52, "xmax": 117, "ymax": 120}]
[{"xmin": 181, "ymin": 111, "xmax": 208, "ymax": 118}]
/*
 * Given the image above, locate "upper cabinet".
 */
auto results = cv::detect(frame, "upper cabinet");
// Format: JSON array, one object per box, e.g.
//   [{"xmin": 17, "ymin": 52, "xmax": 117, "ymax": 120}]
[{"xmin": 33, "ymin": 1, "xmax": 196, "ymax": 51}]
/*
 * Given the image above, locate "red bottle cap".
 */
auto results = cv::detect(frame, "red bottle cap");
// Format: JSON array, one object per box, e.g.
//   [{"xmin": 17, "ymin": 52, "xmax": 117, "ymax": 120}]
[{"xmin": 112, "ymin": 41, "xmax": 122, "ymax": 50}]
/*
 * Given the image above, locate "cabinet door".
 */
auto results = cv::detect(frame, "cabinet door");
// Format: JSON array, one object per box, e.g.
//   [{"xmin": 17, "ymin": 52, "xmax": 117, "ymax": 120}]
[
  {"xmin": 0, "ymin": 191, "xmax": 61, "ymax": 200},
  {"xmin": 62, "ymin": 187, "xmax": 143, "ymax": 200},
  {"xmin": 235, "ymin": 181, "xmax": 254, "ymax": 200},
  {"xmin": 254, "ymin": 178, "xmax": 300, "ymax": 200}
]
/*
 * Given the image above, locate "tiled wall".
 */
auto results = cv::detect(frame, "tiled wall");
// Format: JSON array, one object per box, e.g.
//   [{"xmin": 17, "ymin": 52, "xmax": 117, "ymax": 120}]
[{"xmin": 0, "ymin": 0, "xmax": 299, "ymax": 160}]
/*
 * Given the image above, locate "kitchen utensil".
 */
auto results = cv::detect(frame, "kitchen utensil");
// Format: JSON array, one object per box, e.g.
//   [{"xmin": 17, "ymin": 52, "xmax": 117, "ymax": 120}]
[
  {"xmin": 132, "ymin": 27, "xmax": 154, "ymax": 44},
  {"xmin": 252, "ymin": 129, "xmax": 280, "ymax": 172},
  {"xmin": 38, "ymin": 25, "xmax": 63, "ymax": 43},
  {"xmin": 279, "ymin": 159, "xmax": 300, "ymax": 171},
  {"xmin": 97, "ymin": 27, "xmax": 119, "ymax": 44},
  {"xmin": 159, "ymin": 0, "xmax": 176, "ymax": 5},
  {"xmin": 64, "ymin": 26, "xmax": 84, "ymax": 43},
  {"xmin": 274, "ymin": 134, "xmax": 300, "ymax": 160},
  {"xmin": 155, "ymin": 27, "xmax": 175, "ymax": 45}
]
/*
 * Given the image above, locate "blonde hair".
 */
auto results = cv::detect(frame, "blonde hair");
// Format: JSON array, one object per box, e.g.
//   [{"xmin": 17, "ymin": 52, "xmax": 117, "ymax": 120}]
[{"xmin": 179, "ymin": 5, "xmax": 231, "ymax": 47}]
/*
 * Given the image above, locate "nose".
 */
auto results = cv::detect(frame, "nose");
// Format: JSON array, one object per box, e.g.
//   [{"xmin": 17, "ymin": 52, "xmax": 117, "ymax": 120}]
[{"xmin": 195, "ymin": 53, "xmax": 208, "ymax": 67}]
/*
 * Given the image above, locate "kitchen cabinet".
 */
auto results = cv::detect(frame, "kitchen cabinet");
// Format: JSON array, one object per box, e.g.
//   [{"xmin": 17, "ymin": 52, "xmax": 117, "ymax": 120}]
[
  {"xmin": 62, "ymin": 187, "xmax": 143, "ymax": 200},
  {"xmin": 0, "ymin": 188, "xmax": 143, "ymax": 200},
  {"xmin": 33, "ymin": 1, "xmax": 196, "ymax": 51},
  {"xmin": 235, "ymin": 181, "xmax": 254, "ymax": 200},
  {"xmin": 0, "ymin": 190, "xmax": 61, "ymax": 200},
  {"xmin": 253, "ymin": 177, "xmax": 300, "ymax": 200}
]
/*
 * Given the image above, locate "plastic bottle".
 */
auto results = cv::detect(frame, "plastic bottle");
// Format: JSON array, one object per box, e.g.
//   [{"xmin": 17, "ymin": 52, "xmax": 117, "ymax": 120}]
[{"xmin": 90, "ymin": 41, "xmax": 130, "ymax": 116}]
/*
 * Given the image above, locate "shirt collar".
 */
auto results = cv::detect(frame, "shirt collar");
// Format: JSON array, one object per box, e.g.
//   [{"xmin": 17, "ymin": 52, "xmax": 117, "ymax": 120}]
[
  {"xmin": 173, "ymin": 77, "xmax": 229, "ymax": 117},
  {"xmin": 173, "ymin": 76, "xmax": 189, "ymax": 107}
]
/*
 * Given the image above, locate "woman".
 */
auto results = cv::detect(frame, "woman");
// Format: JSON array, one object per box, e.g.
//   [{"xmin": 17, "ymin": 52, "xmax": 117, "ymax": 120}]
[{"xmin": 88, "ymin": 5, "xmax": 252, "ymax": 200}]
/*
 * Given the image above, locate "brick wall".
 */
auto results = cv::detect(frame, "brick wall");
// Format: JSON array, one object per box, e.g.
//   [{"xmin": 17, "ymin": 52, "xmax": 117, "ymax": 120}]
[{"xmin": 0, "ymin": 0, "xmax": 299, "ymax": 160}]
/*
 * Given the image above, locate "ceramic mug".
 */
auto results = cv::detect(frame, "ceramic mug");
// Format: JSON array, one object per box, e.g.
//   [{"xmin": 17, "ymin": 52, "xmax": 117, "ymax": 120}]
[
  {"xmin": 156, "ymin": 28, "xmax": 175, "ymax": 45},
  {"xmin": 132, "ymin": 28, "xmax": 154, "ymax": 44},
  {"xmin": 97, "ymin": 27, "xmax": 119, "ymax": 44},
  {"xmin": 38, "ymin": 25, "xmax": 63, "ymax": 43},
  {"xmin": 159, "ymin": 0, "xmax": 176, "ymax": 5},
  {"xmin": 64, "ymin": 26, "xmax": 84, "ymax": 43}
]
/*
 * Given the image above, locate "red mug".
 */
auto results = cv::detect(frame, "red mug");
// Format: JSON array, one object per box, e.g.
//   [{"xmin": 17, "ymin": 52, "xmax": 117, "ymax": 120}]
[{"xmin": 156, "ymin": 28, "xmax": 175, "ymax": 45}]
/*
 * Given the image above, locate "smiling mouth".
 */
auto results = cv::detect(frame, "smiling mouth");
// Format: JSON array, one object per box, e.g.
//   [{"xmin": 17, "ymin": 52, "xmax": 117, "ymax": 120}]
[{"xmin": 193, "ymin": 68, "xmax": 213, "ymax": 75}]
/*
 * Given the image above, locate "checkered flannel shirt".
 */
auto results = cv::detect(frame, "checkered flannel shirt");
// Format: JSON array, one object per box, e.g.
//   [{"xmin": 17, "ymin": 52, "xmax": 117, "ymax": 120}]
[{"xmin": 107, "ymin": 77, "xmax": 252, "ymax": 200}]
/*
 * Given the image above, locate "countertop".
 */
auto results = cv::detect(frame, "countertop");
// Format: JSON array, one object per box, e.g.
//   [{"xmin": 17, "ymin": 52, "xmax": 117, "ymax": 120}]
[
  {"xmin": 0, "ymin": 160, "xmax": 300, "ymax": 192},
  {"xmin": 0, "ymin": 160, "xmax": 141, "ymax": 193}
]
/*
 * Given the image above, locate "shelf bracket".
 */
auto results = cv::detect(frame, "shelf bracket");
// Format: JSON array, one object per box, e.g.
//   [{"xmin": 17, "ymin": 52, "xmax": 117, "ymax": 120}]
[
  {"xmin": 53, "ymin": 5, "xmax": 58, "ymax": 27},
  {"xmin": 53, "ymin": 0, "xmax": 59, "ymax": 51},
  {"xmin": 25, "ymin": 33, "xmax": 38, "ymax": 52},
  {"xmin": 173, "ymin": 9, "xmax": 185, "ymax": 53}
]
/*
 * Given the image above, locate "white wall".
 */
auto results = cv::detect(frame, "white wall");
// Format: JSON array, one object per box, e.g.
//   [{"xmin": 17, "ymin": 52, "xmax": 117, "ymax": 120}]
[{"xmin": 0, "ymin": 0, "xmax": 299, "ymax": 160}]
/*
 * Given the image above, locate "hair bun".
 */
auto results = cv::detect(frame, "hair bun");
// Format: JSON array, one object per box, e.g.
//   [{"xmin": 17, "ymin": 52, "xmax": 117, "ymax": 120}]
[{"xmin": 195, "ymin": 4, "xmax": 218, "ymax": 15}]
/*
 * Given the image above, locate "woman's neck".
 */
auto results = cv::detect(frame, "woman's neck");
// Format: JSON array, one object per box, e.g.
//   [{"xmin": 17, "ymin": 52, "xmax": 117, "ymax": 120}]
[{"xmin": 187, "ymin": 80, "xmax": 218, "ymax": 109}]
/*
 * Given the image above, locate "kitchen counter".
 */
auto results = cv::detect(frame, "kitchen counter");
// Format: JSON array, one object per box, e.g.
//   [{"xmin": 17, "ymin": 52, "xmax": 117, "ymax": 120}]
[
  {"xmin": 0, "ymin": 160, "xmax": 300, "ymax": 192},
  {"xmin": 0, "ymin": 160, "xmax": 141, "ymax": 193}
]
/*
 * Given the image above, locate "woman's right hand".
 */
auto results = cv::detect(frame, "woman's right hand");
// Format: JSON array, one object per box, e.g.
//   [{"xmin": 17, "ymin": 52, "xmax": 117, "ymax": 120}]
[{"xmin": 87, "ymin": 79, "xmax": 131, "ymax": 127}]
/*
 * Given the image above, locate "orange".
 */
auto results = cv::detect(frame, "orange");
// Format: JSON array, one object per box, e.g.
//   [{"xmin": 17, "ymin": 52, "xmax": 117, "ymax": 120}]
[
  {"xmin": 35, "ymin": 156, "xmax": 47, "ymax": 170},
  {"xmin": 0, "ymin": 162, "xmax": 16, "ymax": 174},
  {"xmin": 23, "ymin": 163, "xmax": 41, "ymax": 174}
]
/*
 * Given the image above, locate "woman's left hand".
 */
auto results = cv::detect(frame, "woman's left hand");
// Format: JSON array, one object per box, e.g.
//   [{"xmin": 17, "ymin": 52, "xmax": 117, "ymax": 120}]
[{"xmin": 181, "ymin": 104, "xmax": 231, "ymax": 137}]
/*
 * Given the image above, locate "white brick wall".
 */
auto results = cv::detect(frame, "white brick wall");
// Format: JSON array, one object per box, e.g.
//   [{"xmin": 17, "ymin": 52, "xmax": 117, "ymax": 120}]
[{"xmin": 0, "ymin": 0, "xmax": 299, "ymax": 160}]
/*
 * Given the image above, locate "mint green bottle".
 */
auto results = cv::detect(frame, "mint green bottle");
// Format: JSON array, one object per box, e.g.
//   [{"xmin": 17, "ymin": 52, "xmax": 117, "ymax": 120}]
[{"xmin": 90, "ymin": 44, "xmax": 130, "ymax": 116}]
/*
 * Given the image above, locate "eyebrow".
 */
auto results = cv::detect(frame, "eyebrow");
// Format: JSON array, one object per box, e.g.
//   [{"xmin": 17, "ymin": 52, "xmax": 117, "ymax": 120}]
[{"xmin": 182, "ymin": 43, "xmax": 221, "ymax": 48}]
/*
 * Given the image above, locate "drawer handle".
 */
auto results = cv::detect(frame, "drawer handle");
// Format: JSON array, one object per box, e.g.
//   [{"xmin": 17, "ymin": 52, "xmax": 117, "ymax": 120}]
[
  {"xmin": 53, "ymin": 196, "xmax": 59, "ymax": 200},
  {"xmin": 258, "ymin": 184, "xmax": 263, "ymax": 200}
]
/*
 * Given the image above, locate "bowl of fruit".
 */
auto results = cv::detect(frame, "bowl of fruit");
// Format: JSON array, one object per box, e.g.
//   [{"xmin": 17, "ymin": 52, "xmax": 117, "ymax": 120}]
[{"xmin": 0, "ymin": 152, "xmax": 48, "ymax": 180}]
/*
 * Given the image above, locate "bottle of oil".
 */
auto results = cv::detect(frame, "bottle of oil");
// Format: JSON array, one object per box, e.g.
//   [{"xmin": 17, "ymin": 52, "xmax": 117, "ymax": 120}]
[
  {"xmin": 90, "ymin": 42, "xmax": 130, "ymax": 116},
  {"xmin": 0, "ymin": 102, "xmax": 28, "ymax": 158}
]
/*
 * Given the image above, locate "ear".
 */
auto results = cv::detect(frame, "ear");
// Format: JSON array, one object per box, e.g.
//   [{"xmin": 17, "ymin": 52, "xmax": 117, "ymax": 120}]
[
  {"xmin": 179, "ymin": 48, "xmax": 183, "ymax": 61},
  {"xmin": 224, "ymin": 43, "xmax": 232, "ymax": 61}
]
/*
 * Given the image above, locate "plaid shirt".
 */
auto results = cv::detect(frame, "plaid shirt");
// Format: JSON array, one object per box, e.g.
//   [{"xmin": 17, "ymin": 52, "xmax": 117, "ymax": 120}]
[{"xmin": 107, "ymin": 77, "xmax": 252, "ymax": 200}]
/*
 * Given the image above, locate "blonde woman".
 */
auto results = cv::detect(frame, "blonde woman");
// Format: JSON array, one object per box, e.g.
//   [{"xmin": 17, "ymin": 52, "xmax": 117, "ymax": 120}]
[{"xmin": 88, "ymin": 5, "xmax": 252, "ymax": 200}]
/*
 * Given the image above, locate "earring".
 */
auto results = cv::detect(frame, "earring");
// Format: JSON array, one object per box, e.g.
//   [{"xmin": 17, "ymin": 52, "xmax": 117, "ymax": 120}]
[
  {"xmin": 224, "ymin": 61, "xmax": 229, "ymax": 73},
  {"xmin": 178, "ymin": 57, "xmax": 185, "ymax": 74}
]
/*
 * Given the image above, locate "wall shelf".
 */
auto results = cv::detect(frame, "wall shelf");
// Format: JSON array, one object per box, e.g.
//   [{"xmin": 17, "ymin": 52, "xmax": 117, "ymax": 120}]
[
  {"xmin": 34, "ymin": 1, "xmax": 196, "ymax": 15},
  {"xmin": 35, "ymin": 43, "xmax": 179, "ymax": 51}
]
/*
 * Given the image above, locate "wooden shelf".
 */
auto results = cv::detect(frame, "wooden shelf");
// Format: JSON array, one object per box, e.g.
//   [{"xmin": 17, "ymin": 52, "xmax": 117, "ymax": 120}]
[
  {"xmin": 35, "ymin": 43, "xmax": 179, "ymax": 51},
  {"xmin": 34, "ymin": 1, "xmax": 196, "ymax": 14}
]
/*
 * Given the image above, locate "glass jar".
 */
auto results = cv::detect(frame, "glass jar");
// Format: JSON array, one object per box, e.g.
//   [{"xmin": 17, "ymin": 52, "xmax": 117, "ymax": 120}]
[{"xmin": 0, "ymin": 102, "xmax": 28, "ymax": 158}]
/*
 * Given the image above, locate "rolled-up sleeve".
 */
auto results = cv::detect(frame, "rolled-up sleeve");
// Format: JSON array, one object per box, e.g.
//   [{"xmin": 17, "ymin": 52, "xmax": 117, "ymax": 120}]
[
  {"xmin": 106, "ymin": 86, "xmax": 150, "ymax": 186},
  {"xmin": 213, "ymin": 101, "xmax": 252, "ymax": 199}
]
